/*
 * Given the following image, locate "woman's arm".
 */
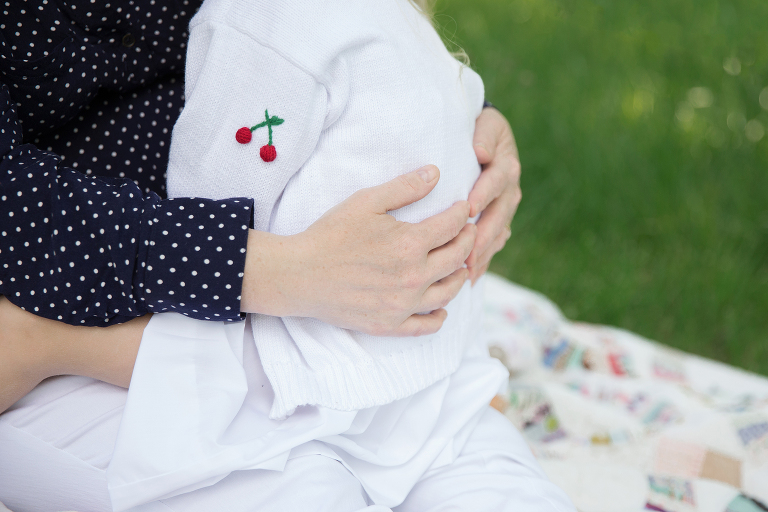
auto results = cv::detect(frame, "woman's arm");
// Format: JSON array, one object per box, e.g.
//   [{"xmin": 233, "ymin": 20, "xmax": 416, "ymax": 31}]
[
  {"xmin": 0, "ymin": 295, "xmax": 149, "ymax": 413},
  {"xmin": 0, "ymin": 106, "xmax": 521, "ymax": 413},
  {"xmin": 0, "ymin": 166, "xmax": 473, "ymax": 413},
  {"xmin": 0, "ymin": 83, "xmax": 252, "ymax": 327}
]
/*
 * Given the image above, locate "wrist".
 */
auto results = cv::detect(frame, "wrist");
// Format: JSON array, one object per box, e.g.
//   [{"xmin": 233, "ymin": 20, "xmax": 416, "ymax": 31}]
[{"xmin": 240, "ymin": 229, "xmax": 309, "ymax": 317}]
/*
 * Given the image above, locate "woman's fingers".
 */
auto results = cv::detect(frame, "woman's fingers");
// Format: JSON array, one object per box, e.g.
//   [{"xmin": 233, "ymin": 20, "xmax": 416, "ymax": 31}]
[
  {"xmin": 395, "ymin": 263, "xmax": 473, "ymax": 336},
  {"xmin": 391, "ymin": 308, "xmax": 448, "ymax": 337},
  {"xmin": 417, "ymin": 267, "xmax": 469, "ymax": 313},
  {"xmin": 467, "ymin": 153, "xmax": 521, "ymax": 218},
  {"xmin": 417, "ymin": 200, "xmax": 471, "ymax": 251},
  {"xmin": 464, "ymin": 108, "xmax": 521, "ymax": 276},
  {"xmin": 468, "ymin": 222, "xmax": 512, "ymax": 283},
  {"xmin": 470, "ymin": 261, "xmax": 491, "ymax": 285},
  {"xmin": 472, "ymin": 108, "xmax": 503, "ymax": 165},
  {"xmin": 465, "ymin": 185, "xmax": 519, "ymax": 268},
  {"xmin": 426, "ymin": 223, "xmax": 477, "ymax": 282},
  {"xmin": 468, "ymin": 109, "xmax": 521, "ymax": 217}
]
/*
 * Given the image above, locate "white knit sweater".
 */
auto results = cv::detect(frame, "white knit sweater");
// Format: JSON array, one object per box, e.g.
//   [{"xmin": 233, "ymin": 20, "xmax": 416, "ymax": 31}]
[{"xmin": 167, "ymin": 0, "xmax": 486, "ymax": 419}]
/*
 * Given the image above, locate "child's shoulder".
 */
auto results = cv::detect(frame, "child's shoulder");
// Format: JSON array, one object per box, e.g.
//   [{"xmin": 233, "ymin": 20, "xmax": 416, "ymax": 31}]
[{"xmin": 191, "ymin": 0, "xmax": 382, "ymax": 82}]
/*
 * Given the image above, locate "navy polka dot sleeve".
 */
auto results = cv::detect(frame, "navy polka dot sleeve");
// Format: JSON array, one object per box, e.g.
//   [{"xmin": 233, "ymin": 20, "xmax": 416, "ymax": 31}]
[
  {"xmin": 1, "ymin": 83, "xmax": 251, "ymax": 326},
  {"xmin": 0, "ymin": 0, "xmax": 258, "ymax": 325}
]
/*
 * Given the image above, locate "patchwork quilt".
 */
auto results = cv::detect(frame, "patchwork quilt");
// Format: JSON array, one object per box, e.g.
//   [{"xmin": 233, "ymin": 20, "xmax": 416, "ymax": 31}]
[{"xmin": 483, "ymin": 273, "xmax": 768, "ymax": 512}]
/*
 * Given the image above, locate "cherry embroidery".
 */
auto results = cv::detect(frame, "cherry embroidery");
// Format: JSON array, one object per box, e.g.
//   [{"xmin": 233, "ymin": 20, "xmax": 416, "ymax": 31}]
[
  {"xmin": 235, "ymin": 127, "xmax": 252, "ymax": 144},
  {"xmin": 236, "ymin": 109, "xmax": 285, "ymax": 162},
  {"xmin": 260, "ymin": 144, "xmax": 277, "ymax": 162}
]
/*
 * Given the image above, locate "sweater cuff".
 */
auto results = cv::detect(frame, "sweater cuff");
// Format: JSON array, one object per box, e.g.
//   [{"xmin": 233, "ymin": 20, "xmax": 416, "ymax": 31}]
[{"xmin": 141, "ymin": 197, "xmax": 253, "ymax": 322}]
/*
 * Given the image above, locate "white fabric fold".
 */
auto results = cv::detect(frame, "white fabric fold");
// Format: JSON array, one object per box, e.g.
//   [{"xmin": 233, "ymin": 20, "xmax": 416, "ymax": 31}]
[{"xmin": 107, "ymin": 313, "xmax": 507, "ymax": 510}]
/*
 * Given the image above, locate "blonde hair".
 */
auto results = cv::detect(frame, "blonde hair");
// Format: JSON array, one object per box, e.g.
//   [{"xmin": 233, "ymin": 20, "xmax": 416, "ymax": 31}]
[
  {"xmin": 409, "ymin": 0, "xmax": 470, "ymax": 66},
  {"xmin": 409, "ymin": 0, "xmax": 435, "ymax": 17}
]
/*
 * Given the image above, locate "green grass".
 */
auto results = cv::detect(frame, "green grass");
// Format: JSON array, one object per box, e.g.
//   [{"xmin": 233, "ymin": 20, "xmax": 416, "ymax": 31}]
[{"xmin": 434, "ymin": 0, "xmax": 768, "ymax": 374}]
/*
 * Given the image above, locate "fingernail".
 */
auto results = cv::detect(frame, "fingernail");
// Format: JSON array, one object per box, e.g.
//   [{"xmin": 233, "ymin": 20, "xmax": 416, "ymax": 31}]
[
  {"xmin": 416, "ymin": 166, "xmax": 437, "ymax": 182},
  {"xmin": 474, "ymin": 142, "xmax": 488, "ymax": 155}
]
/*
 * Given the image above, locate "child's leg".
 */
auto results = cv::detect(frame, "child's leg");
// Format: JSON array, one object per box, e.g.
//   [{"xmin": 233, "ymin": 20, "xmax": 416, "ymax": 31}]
[
  {"xmin": 0, "ymin": 296, "xmax": 149, "ymax": 413},
  {"xmin": 159, "ymin": 455, "xmax": 386, "ymax": 512},
  {"xmin": 394, "ymin": 407, "xmax": 576, "ymax": 512},
  {"xmin": 0, "ymin": 371, "xmax": 383, "ymax": 512}
]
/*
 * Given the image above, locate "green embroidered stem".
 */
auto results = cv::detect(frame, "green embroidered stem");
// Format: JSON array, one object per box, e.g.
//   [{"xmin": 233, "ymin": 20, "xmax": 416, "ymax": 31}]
[
  {"xmin": 249, "ymin": 109, "xmax": 284, "ymax": 145},
  {"xmin": 267, "ymin": 109, "xmax": 273, "ymax": 145}
]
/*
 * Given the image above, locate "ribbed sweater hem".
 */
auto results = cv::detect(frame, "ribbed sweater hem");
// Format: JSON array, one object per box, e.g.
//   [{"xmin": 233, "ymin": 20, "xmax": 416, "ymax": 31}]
[{"xmin": 262, "ymin": 321, "xmax": 472, "ymax": 420}]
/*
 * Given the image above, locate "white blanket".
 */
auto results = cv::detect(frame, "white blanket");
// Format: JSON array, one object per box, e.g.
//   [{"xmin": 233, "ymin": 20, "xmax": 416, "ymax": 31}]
[{"xmin": 482, "ymin": 274, "xmax": 768, "ymax": 512}]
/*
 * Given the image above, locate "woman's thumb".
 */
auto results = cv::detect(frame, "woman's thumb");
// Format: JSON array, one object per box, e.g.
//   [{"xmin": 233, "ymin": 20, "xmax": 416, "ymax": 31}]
[{"xmin": 368, "ymin": 165, "xmax": 440, "ymax": 213}]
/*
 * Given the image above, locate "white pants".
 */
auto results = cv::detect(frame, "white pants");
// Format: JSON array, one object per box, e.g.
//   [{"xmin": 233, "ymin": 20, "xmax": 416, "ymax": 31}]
[{"xmin": 0, "ymin": 377, "xmax": 573, "ymax": 512}]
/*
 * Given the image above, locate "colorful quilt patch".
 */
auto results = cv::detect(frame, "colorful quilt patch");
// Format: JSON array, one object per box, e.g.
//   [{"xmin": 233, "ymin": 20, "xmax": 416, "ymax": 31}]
[
  {"xmin": 589, "ymin": 428, "xmax": 633, "ymax": 445},
  {"xmin": 653, "ymin": 356, "xmax": 687, "ymax": 383},
  {"xmin": 725, "ymin": 495, "xmax": 768, "ymax": 512},
  {"xmin": 505, "ymin": 386, "xmax": 567, "ymax": 443},
  {"xmin": 646, "ymin": 476, "xmax": 696, "ymax": 512},
  {"xmin": 566, "ymin": 380, "xmax": 682, "ymax": 430},
  {"xmin": 736, "ymin": 419, "xmax": 768, "ymax": 447},
  {"xmin": 654, "ymin": 438, "xmax": 708, "ymax": 478},
  {"xmin": 653, "ymin": 438, "xmax": 742, "ymax": 487},
  {"xmin": 700, "ymin": 450, "xmax": 741, "ymax": 488}
]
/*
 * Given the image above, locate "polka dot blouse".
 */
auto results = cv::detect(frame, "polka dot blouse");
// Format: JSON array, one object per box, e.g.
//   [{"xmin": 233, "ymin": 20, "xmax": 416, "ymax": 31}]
[{"xmin": 0, "ymin": 0, "xmax": 254, "ymax": 326}]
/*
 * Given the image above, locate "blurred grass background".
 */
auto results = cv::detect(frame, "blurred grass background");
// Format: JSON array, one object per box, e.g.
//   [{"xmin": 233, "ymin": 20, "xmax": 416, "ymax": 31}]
[{"xmin": 434, "ymin": 0, "xmax": 768, "ymax": 374}]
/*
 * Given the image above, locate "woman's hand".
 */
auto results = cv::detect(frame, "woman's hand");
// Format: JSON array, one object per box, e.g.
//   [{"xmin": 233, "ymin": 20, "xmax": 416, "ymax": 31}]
[
  {"xmin": 466, "ymin": 107, "xmax": 522, "ymax": 283},
  {"xmin": 240, "ymin": 166, "xmax": 477, "ymax": 337}
]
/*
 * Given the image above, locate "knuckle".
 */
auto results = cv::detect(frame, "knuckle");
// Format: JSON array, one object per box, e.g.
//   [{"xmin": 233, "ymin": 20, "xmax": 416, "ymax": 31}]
[
  {"xmin": 353, "ymin": 188, "xmax": 373, "ymax": 204},
  {"xmin": 438, "ymin": 291, "xmax": 453, "ymax": 309},
  {"xmin": 460, "ymin": 243, "xmax": 472, "ymax": 262},
  {"xmin": 463, "ymin": 228, "xmax": 476, "ymax": 250},
  {"xmin": 410, "ymin": 322, "xmax": 430, "ymax": 337},
  {"xmin": 505, "ymin": 151, "xmax": 521, "ymax": 170},
  {"xmin": 511, "ymin": 159, "xmax": 522, "ymax": 180},
  {"xmin": 398, "ymin": 292, "xmax": 416, "ymax": 312},
  {"xmin": 453, "ymin": 247, "xmax": 468, "ymax": 269},
  {"xmin": 371, "ymin": 323, "xmax": 391, "ymax": 337},
  {"xmin": 396, "ymin": 174, "xmax": 419, "ymax": 194},
  {"xmin": 493, "ymin": 168, "xmax": 507, "ymax": 191},
  {"xmin": 472, "ymin": 229, "xmax": 489, "ymax": 254},
  {"xmin": 367, "ymin": 323, "xmax": 383, "ymax": 336},
  {"xmin": 467, "ymin": 223, "xmax": 479, "ymax": 243},
  {"xmin": 382, "ymin": 294, "xmax": 404, "ymax": 314},
  {"xmin": 495, "ymin": 232, "xmax": 510, "ymax": 251},
  {"xmin": 397, "ymin": 235, "xmax": 424, "ymax": 263},
  {"xmin": 403, "ymin": 269, "xmax": 425, "ymax": 291}
]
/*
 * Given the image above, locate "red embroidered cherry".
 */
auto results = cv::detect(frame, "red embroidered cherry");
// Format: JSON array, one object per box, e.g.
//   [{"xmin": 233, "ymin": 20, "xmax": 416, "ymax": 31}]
[
  {"xmin": 235, "ymin": 109, "xmax": 284, "ymax": 162},
  {"xmin": 236, "ymin": 127, "xmax": 252, "ymax": 144},
  {"xmin": 260, "ymin": 144, "xmax": 277, "ymax": 162}
]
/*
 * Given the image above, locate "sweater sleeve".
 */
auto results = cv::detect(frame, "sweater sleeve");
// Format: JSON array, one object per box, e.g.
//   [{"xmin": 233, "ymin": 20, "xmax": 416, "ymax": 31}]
[
  {"xmin": 166, "ymin": 17, "xmax": 332, "ymax": 233},
  {"xmin": 0, "ymin": 83, "xmax": 252, "ymax": 326}
]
